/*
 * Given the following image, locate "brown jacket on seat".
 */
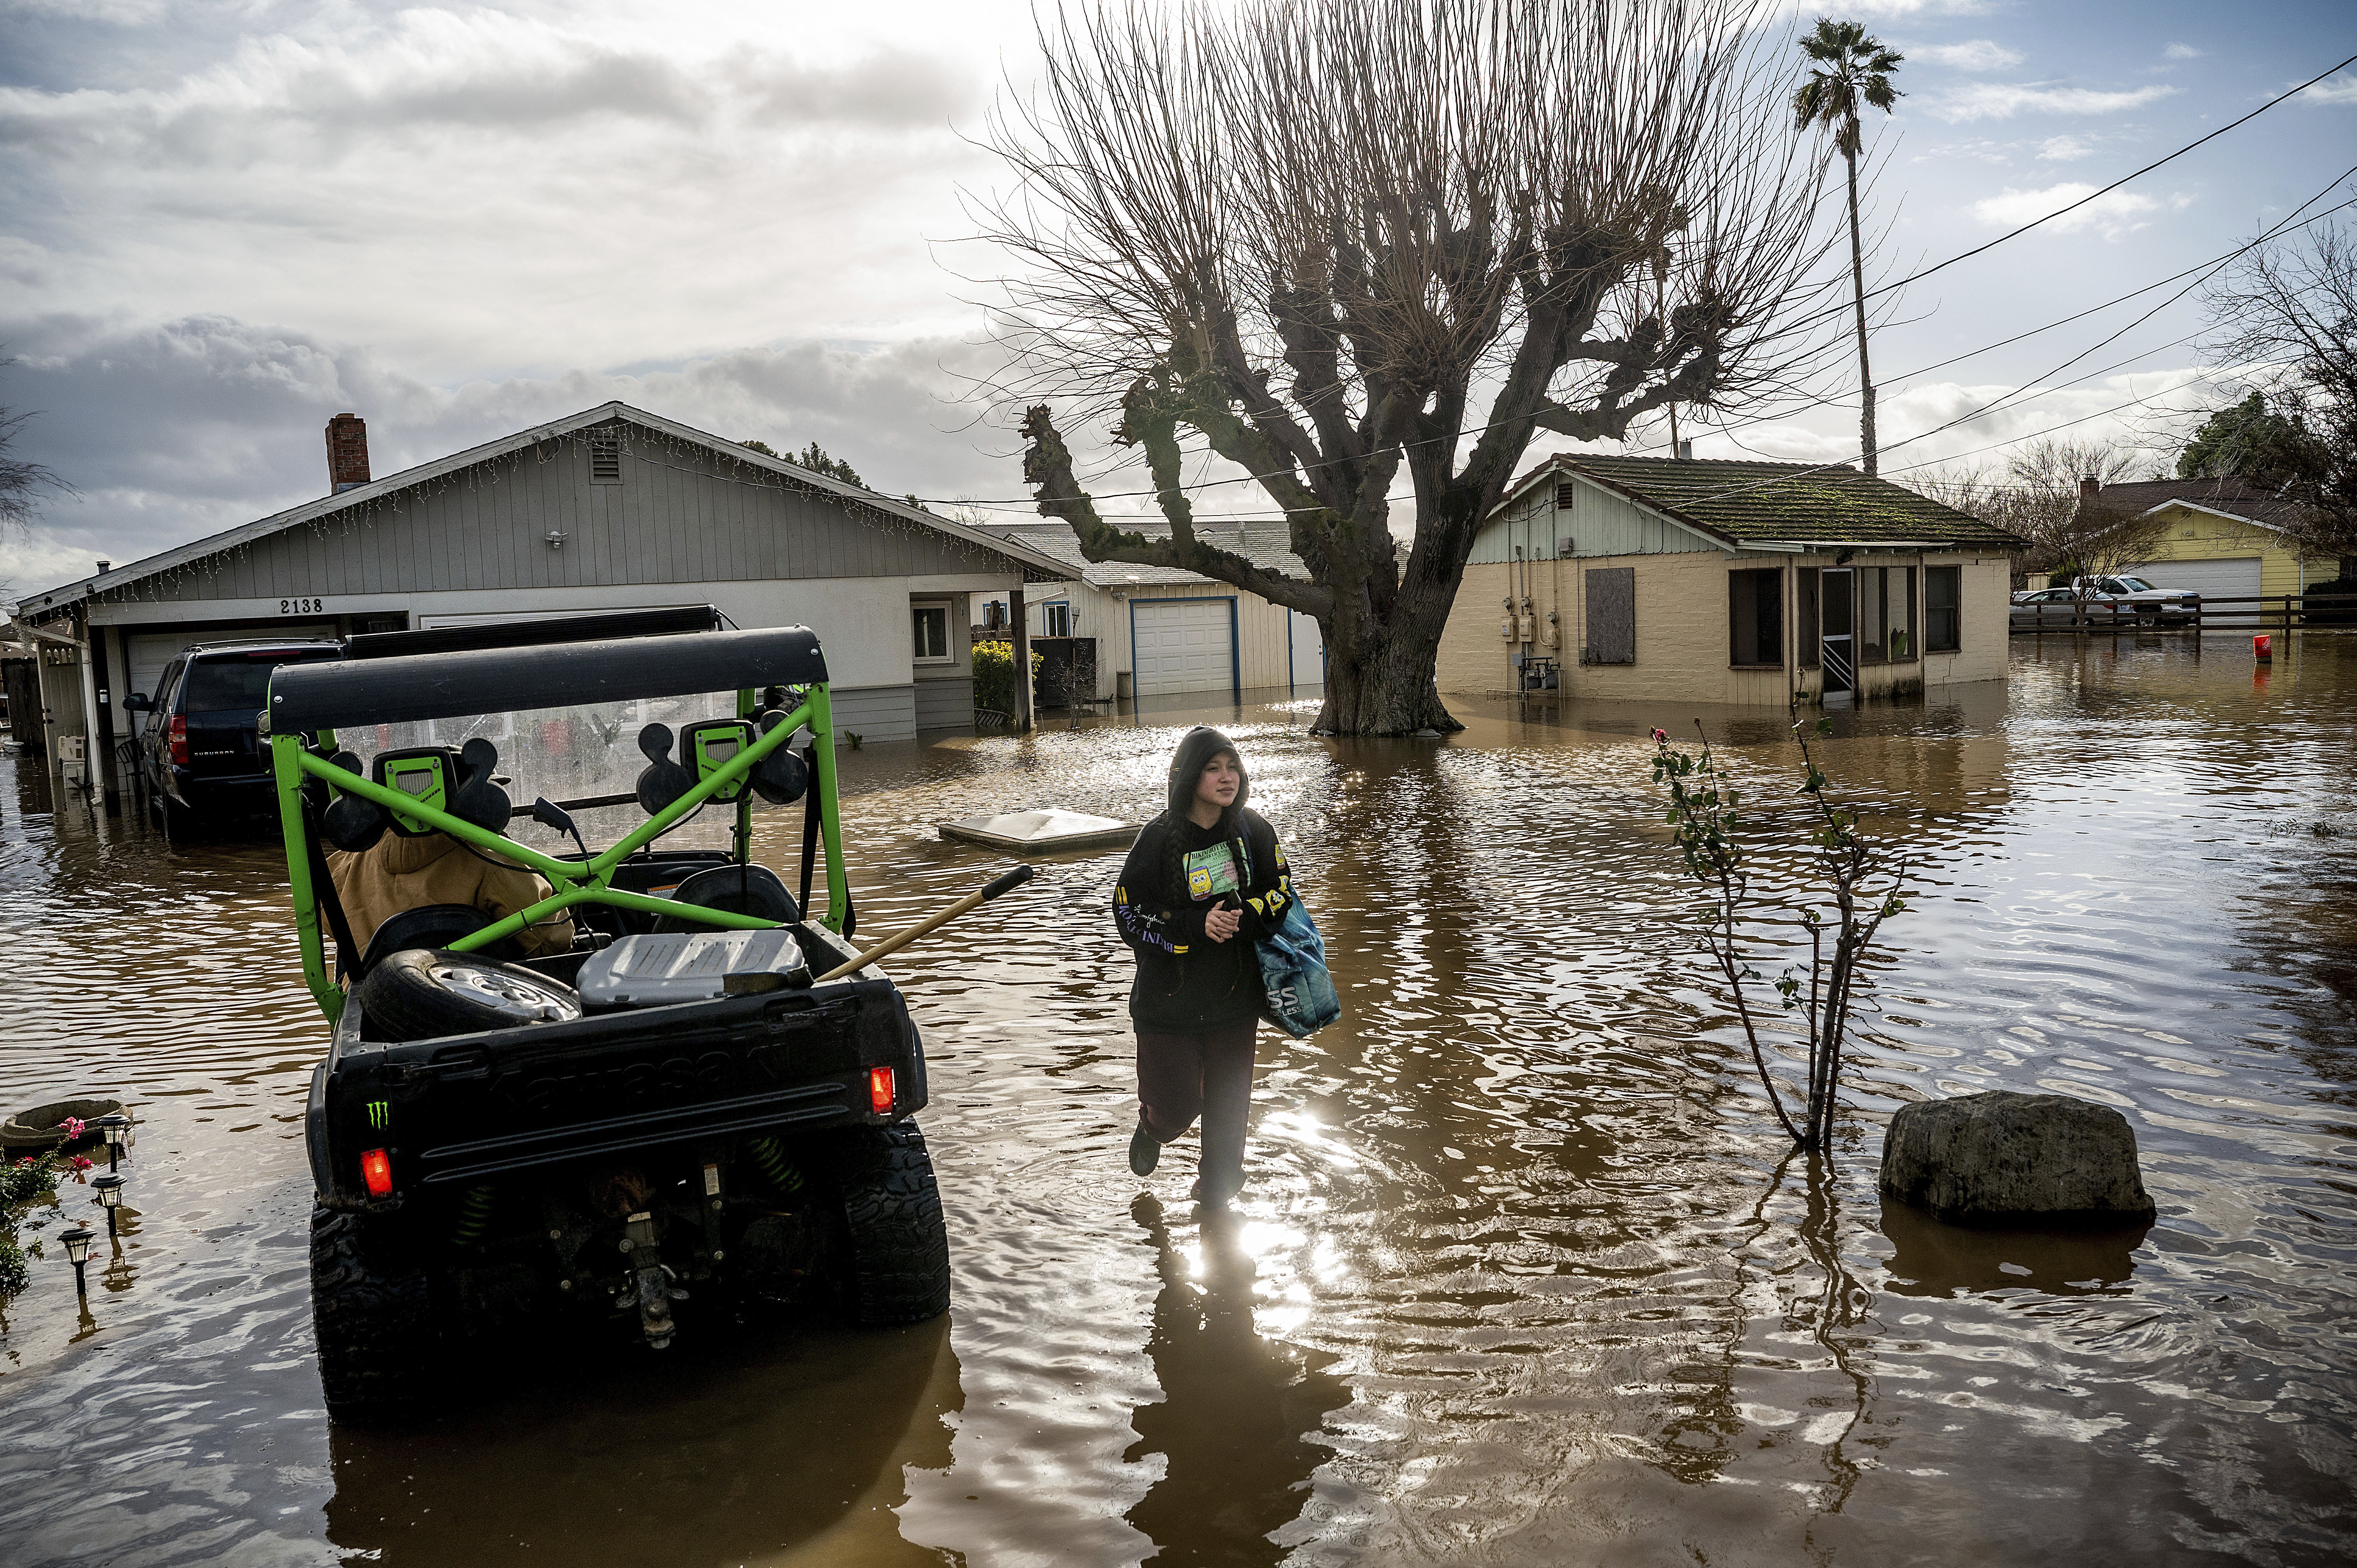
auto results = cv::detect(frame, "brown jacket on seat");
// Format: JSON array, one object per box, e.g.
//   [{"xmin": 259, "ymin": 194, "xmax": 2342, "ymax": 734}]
[{"xmin": 327, "ymin": 832, "xmax": 575, "ymax": 958}]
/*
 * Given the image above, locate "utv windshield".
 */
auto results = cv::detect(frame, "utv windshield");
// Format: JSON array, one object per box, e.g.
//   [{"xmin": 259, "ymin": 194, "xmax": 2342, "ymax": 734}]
[{"xmin": 340, "ymin": 691, "xmax": 767, "ymax": 855}]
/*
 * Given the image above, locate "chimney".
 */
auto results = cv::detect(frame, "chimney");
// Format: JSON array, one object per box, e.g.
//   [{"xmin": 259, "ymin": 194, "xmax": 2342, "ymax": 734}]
[
  {"xmin": 95, "ymin": 559, "xmax": 110, "ymax": 574},
  {"xmin": 2078, "ymin": 475, "xmax": 2100, "ymax": 507},
  {"xmin": 1675, "ymin": 439, "xmax": 1694, "ymax": 461},
  {"xmin": 327, "ymin": 413, "xmax": 371, "ymax": 493}
]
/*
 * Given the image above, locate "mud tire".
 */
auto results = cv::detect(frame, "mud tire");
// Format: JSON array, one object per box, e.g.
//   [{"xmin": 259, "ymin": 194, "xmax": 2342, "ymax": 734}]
[
  {"xmin": 835, "ymin": 1123, "xmax": 951, "ymax": 1324},
  {"xmin": 309, "ymin": 1203, "xmax": 435, "ymax": 1421}
]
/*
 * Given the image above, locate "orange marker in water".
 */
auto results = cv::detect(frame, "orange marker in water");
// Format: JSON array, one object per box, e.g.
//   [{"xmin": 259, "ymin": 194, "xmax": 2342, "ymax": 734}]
[{"xmin": 2253, "ymin": 634, "xmax": 2272, "ymax": 662}]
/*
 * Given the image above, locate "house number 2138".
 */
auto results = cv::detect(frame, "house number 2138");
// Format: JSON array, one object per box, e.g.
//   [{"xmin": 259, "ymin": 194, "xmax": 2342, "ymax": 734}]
[{"xmin": 280, "ymin": 598, "xmax": 325, "ymax": 614}]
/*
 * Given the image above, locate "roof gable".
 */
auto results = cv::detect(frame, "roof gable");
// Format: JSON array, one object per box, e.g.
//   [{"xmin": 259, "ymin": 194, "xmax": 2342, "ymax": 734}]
[
  {"xmin": 20, "ymin": 403, "xmax": 1067, "ymax": 616},
  {"xmin": 1497, "ymin": 453, "xmax": 2023, "ymax": 550}
]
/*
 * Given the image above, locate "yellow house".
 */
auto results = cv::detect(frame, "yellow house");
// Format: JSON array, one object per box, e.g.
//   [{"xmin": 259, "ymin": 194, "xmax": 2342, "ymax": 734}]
[
  {"xmin": 2099, "ymin": 477, "xmax": 2333, "ymax": 601},
  {"xmin": 1436, "ymin": 455, "xmax": 2025, "ymax": 708}
]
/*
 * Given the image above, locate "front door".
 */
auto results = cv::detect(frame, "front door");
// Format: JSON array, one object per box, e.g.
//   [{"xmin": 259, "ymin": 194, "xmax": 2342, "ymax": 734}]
[{"xmin": 1820, "ymin": 569, "xmax": 1855, "ymax": 705}]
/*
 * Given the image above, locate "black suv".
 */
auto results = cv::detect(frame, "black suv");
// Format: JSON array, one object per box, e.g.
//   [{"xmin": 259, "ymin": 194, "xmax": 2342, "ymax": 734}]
[{"xmin": 129, "ymin": 638, "xmax": 343, "ymax": 837}]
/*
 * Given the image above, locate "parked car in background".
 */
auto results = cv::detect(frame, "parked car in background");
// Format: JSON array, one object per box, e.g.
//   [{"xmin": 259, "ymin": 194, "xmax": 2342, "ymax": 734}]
[
  {"xmin": 2010, "ymin": 577, "xmax": 2202, "ymax": 627},
  {"xmin": 127, "ymin": 638, "xmax": 343, "ymax": 838}
]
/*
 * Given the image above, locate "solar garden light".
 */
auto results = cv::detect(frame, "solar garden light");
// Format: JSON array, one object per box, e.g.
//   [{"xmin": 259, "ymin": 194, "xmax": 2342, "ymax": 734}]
[
  {"xmin": 92, "ymin": 1173, "xmax": 125, "ymax": 1236},
  {"xmin": 87, "ymin": 1113, "xmax": 131, "ymax": 1172},
  {"xmin": 60, "ymin": 1224, "xmax": 96, "ymax": 1298}
]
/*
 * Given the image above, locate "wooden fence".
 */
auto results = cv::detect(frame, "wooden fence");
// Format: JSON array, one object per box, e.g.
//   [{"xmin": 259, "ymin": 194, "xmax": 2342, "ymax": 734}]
[{"xmin": 2011, "ymin": 593, "xmax": 2357, "ymax": 634}]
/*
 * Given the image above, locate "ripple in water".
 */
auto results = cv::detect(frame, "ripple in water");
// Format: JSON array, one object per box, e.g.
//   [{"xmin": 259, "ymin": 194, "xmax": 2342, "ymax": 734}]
[{"xmin": 1, "ymin": 635, "xmax": 2353, "ymax": 1566}]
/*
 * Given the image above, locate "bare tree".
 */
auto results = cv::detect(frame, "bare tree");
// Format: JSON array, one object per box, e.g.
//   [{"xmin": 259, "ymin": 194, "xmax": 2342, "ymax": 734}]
[
  {"xmin": 2197, "ymin": 216, "xmax": 2357, "ymax": 572},
  {"xmin": 975, "ymin": 0, "xmax": 1846, "ymax": 734}
]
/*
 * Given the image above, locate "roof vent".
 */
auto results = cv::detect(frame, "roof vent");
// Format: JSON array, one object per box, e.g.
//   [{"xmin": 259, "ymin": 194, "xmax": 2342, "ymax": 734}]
[
  {"xmin": 590, "ymin": 438, "xmax": 624, "ymax": 485},
  {"xmin": 1553, "ymin": 481, "xmax": 1577, "ymax": 510}
]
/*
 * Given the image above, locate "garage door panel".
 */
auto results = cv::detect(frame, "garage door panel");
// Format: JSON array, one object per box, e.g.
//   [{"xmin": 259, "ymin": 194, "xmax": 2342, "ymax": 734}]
[
  {"xmin": 2129, "ymin": 557, "xmax": 2260, "ymax": 605},
  {"xmin": 1133, "ymin": 600, "xmax": 1235, "ymax": 697}
]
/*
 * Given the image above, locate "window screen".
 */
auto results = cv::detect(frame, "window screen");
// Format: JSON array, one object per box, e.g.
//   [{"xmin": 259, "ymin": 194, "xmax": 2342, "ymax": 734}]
[
  {"xmin": 1584, "ymin": 567, "xmax": 1635, "ymax": 664},
  {"xmin": 1796, "ymin": 569, "xmax": 1821, "ymax": 669},
  {"xmin": 1728, "ymin": 569, "xmax": 1783, "ymax": 666},
  {"xmin": 1859, "ymin": 567, "xmax": 1889, "ymax": 664},
  {"xmin": 1925, "ymin": 565, "xmax": 1961, "ymax": 652}
]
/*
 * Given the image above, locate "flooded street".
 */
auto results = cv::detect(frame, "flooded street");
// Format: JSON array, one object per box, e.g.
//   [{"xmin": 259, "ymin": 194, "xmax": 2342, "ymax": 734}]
[{"xmin": 4, "ymin": 635, "xmax": 2355, "ymax": 1567}]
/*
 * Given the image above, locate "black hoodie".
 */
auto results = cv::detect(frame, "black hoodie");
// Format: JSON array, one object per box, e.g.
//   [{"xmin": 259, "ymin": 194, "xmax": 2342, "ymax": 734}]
[{"xmin": 1112, "ymin": 726, "xmax": 1295, "ymax": 1033}]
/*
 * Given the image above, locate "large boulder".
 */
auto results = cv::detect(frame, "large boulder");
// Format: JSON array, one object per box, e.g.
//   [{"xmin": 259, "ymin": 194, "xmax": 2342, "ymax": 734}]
[{"xmin": 1880, "ymin": 1090, "xmax": 2156, "ymax": 1228}]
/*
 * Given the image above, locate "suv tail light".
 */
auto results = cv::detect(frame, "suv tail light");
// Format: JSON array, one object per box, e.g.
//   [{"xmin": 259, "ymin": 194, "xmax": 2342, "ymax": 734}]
[
  {"xmin": 360, "ymin": 1148, "xmax": 393, "ymax": 1196},
  {"xmin": 868, "ymin": 1067, "xmax": 896, "ymax": 1116},
  {"xmin": 168, "ymin": 714, "xmax": 189, "ymax": 766}
]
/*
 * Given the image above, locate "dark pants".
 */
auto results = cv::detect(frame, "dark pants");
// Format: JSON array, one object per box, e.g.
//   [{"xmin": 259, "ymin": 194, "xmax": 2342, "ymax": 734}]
[{"xmin": 1136, "ymin": 1019, "xmax": 1260, "ymax": 1199}]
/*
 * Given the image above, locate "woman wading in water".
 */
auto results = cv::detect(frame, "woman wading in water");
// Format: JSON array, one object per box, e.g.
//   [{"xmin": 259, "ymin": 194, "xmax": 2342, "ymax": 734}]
[{"xmin": 1112, "ymin": 727, "xmax": 1296, "ymax": 1206}]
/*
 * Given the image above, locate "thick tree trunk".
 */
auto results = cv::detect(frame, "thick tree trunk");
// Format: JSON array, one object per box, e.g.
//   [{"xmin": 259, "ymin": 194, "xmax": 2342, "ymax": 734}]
[{"xmin": 1310, "ymin": 586, "xmax": 1463, "ymax": 735}]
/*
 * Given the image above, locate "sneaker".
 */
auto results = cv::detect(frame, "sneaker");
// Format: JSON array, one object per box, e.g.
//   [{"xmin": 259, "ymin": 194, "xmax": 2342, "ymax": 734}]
[{"xmin": 1128, "ymin": 1121, "xmax": 1161, "ymax": 1177}]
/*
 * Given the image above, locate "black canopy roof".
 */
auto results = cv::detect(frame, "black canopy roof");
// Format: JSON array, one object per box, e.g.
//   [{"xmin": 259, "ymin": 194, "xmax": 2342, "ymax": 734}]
[{"xmin": 267, "ymin": 624, "xmax": 829, "ymax": 731}]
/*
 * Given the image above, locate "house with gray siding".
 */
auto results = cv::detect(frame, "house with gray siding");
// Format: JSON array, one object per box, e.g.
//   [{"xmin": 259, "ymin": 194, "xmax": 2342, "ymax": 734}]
[{"xmin": 13, "ymin": 401, "xmax": 1067, "ymax": 799}]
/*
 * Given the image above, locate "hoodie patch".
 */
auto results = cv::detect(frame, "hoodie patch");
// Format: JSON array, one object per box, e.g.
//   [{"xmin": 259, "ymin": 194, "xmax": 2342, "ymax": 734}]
[{"xmin": 1184, "ymin": 842, "xmax": 1242, "ymax": 902}]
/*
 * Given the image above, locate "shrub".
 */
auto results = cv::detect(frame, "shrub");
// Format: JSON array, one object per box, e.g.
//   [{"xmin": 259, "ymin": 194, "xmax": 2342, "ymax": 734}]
[
  {"xmin": 2302, "ymin": 577, "xmax": 2356, "ymax": 627},
  {"xmin": 972, "ymin": 639, "xmax": 1044, "ymax": 718}
]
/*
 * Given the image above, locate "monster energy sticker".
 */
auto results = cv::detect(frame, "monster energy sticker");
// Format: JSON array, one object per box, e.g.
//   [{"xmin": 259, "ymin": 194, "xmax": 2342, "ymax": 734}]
[
  {"xmin": 1184, "ymin": 842, "xmax": 1243, "ymax": 902},
  {"xmin": 367, "ymin": 1100, "xmax": 391, "ymax": 1130}
]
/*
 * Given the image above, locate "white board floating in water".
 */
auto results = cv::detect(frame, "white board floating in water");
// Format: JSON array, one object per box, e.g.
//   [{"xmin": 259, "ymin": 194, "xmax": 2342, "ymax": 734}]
[{"xmin": 939, "ymin": 808, "xmax": 1140, "ymax": 855}]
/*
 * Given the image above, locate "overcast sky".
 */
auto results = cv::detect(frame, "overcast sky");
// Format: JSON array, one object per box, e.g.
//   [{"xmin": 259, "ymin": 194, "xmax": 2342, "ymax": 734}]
[{"xmin": 2, "ymin": 0, "xmax": 2352, "ymax": 598}]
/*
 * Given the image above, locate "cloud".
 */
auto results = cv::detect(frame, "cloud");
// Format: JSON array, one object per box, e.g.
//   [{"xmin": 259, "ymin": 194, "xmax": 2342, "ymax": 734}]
[
  {"xmin": 2037, "ymin": 136, "xmax": 2094, "ymax": 161},
  {"xmin": 2162, "ymin": 43, "xmax": 2202, "ymax": 62},
  {"xmin": 1970, "ymin": 181, "xmax": 2193, "ymax": 240},
  {"xmin": 2305, "ymin": 74, "xmax": 2357, "ymax": 106},
  {"xmin": 0, "ymin": 312, "xmax": 1026, "ymax": 596},
  {"xmin": 1927, "ymin": 82, "xmax": 2180, "ymax": 122},
  {"xmin": 1909, "ymin": 40, "xmax": 2025, "ymax": 71}
]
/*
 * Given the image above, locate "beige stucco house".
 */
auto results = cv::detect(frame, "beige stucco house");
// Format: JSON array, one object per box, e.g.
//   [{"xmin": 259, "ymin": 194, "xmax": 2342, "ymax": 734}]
[{"xmin": 1436, "ymin": 454, "xmax": 2024, "ymax": 707}]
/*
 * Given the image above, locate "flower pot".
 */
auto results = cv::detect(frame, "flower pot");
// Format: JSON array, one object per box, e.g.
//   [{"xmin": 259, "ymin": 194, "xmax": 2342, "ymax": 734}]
[{"xmin": 1, "ymin": 1098, "xmax": 126, "ymax": 1152}]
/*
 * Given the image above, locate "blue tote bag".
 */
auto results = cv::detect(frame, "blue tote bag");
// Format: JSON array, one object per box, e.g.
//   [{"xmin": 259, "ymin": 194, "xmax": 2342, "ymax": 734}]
[{"xmin": 1224, "ymin": 837, "xmax": 1340, "ymax": 1038}]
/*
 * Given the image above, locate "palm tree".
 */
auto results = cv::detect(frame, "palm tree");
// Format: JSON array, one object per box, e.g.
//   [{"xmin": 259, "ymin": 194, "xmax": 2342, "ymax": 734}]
[{"xmin": 1794, "ymin": 19, "xmax": 1903, "ymax": 475}]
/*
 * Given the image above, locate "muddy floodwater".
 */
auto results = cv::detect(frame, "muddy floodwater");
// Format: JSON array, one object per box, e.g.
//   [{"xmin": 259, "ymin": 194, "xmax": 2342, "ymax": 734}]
[{"xmin": 4, "ymin": 635, "xmax": 2355, "ymax": 1566}]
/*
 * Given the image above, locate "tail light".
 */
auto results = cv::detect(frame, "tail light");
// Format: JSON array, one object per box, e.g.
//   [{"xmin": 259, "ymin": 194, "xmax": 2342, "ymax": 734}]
[
  {"xmin": 360, "ymin": 1148, "xmax": 394, "ymax": 1197},
  {"xmin": 168, "ymin": 714, "xmax": 189, "ymax": 766},
  {"xmin": 868, "ymin": 1067, "xmax": 896, "ymax": 1116}
]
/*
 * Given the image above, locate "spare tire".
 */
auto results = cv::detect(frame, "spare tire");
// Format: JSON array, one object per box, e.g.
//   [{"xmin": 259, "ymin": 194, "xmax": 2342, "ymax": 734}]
[{"xmin": 357, "ymin": 949, "xmax": 583, "ymax": 1042}]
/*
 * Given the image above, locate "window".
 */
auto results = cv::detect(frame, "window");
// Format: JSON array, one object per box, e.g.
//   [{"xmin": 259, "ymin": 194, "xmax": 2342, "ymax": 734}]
[
  {"xmin": 912, "ymin": 602, "xmax": 952, "ymax": 663},
  {"xmin": 1925, "ymin": 565, "xmax": 1961, "ymax": 652},
  {"xmin": 1728, "ymin": 569, "xmax": 1783, "ymax": 666},
  {"xmin": 589, "ymin": 438, "xmax": 623, "ymax": 484},
  {"xmin": 1583, "ymin": 567, "xmax": 1635, "ymax": 664},
  {"xmin": 1796, "ymin": 569, "xmax": 1821, "ymax": 669},
  {"xmin": 1043, "ymin": 601, "xmax": 1072, "ymax": 638},
  {"xmin": 184, "ymin": 651, "xmax": 339, "ymax": 715},
  {"xmin": 1855, "ymin": 566, "xmax": 1918, "ymax": 663}
]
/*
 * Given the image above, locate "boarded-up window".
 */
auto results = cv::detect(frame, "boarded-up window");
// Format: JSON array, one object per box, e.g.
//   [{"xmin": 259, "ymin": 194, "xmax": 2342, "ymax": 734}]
[
  {"xmin": 1585, "ymin": 567, "xmax": 1635, "ymax": 664},
  {"xmin": 1797, "ymin": 569, "xmax": 1821, "ymax": 669},
  {"xmin": 590, "ymin": 438, "xmax": 623, "ymax": 484},
  {"xmin": 1925, "ymin": 565, "xmax": 1961, "ymax": 652},
  {"xmin": 1728, "ymin": 569, "xmax": 1783, "ymax": 666}
]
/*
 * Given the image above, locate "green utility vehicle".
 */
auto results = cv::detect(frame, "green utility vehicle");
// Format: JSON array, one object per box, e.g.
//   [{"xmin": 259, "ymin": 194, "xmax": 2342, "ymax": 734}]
[{"xmin": 268, "ymin": 609, "xmax": 959, "ymax": 1421}]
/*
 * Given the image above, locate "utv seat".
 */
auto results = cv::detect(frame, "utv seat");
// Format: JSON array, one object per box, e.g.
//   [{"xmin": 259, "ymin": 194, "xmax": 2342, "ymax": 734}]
[
  {"xmin": 353, "ymin": 903, "xmax": 524, "ymax": 981},
  {"xmin": 651, "ymin": 864, "xmax": 799, "ymax": 932}
]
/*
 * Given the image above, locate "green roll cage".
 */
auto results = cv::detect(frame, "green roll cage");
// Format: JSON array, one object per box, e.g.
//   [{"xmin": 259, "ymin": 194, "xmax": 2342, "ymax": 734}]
[{"xmin": 270, "ymin": 682, "xmax": 847, "ymax": 1026}]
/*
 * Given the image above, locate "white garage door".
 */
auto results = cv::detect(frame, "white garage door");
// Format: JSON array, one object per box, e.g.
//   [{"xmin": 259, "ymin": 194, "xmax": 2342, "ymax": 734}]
[
  {"xmin": 1133, "ymin": 599, "xmax": 1236, "ymax": 697},
  {"xmin": 2129, "ymin": 556, "xmax": 2260, "ymax": 604},
  {"xmin": 124, "ymin": 625, "xmax": 338, "ymax": 706}
]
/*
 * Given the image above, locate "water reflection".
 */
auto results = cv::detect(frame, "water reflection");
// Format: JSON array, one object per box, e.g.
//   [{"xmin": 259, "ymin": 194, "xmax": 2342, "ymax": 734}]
[
  {"xmin": 3, "ymin": 641, "xmax": 2356, "ymax": 1566},
  {"xmin": 325, "ymin": 1319, "xmax": 959, "ymax": 1564},
  {"xmin": 1124, "ymin": 1195, "xmax": 1349, "ymax": 1563}
]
